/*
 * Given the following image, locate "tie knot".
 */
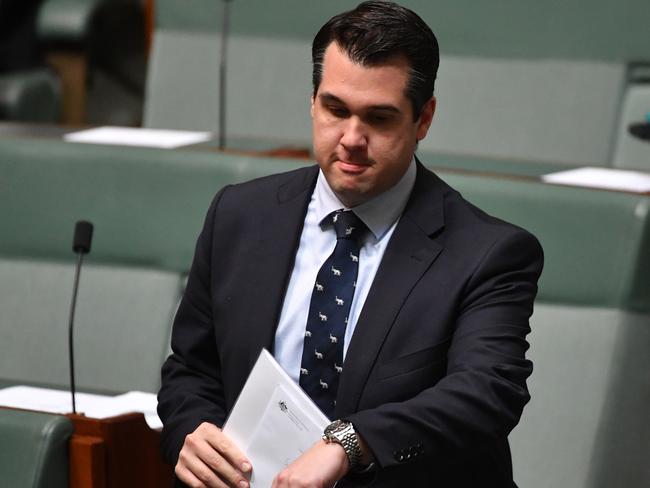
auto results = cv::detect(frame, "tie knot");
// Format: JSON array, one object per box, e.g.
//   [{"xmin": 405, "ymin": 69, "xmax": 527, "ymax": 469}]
[{"xmin": 330, "ymin": 210, "xmax": 364, "ymax": 240}]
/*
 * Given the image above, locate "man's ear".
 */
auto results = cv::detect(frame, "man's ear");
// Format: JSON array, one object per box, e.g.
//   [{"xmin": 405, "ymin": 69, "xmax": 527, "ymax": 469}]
[
  {"xmin": 416, "ymin": 96, "xmax": 436, "ymax": 141},
  {"xmin": 310, "ymin": 95, "xmax": 315, "ymax": 118}
]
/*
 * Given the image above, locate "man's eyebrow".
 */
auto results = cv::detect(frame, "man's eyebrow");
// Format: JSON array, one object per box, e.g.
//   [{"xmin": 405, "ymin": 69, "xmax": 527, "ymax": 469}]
[
  {"xmin": 318, "ymin": 92, "xmax": 401, "ymax": 114},
  {"xmin": 318, "ymin": 93, "xmax": 346, "ymax": 105}
]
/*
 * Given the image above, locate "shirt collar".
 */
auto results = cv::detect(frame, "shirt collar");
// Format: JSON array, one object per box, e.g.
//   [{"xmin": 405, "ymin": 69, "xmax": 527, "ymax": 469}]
[{"xmin": 314, "ymin": 158, "xmax": 416, "ymax": 242}]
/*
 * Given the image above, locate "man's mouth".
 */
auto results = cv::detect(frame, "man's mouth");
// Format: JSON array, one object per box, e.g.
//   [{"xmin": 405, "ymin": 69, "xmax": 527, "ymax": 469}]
[
  {"xmin": 333, "ymin": 152, "xmax": 372, "ymax": 171},
  {"xmin": 336, "ymin": 159, "xmax": 370, "ymax": 174}
]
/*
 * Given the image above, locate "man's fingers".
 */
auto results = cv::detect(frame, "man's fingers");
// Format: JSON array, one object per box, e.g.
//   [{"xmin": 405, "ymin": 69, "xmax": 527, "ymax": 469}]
[
  {"xmin": 197, "ymin": 440, "xmax": 248, "ymax": 487},
  {"xmin": 174, "ymin": 462, "xmax": 209, "ymax": 488},
  {"xmin": 176, "ymin": 422, "xmax": 251, "ymax": 488},
  {"xmin": 180, "ymin": 448, "xmax": 231, "ymax": 488},
  {"xmin": 203, "ymin": 425, "xmax": 252, "ymax": 476}
]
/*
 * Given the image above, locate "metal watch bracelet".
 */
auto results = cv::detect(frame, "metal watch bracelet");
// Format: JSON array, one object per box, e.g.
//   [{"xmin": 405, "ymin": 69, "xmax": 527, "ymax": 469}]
[{"xmin": 322, "ymin": 420, "xmax": 364, "ymax": 470}]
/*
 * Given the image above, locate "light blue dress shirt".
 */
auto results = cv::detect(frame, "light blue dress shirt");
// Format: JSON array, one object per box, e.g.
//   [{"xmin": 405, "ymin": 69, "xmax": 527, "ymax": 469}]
[{"xmin": 274, "ymin": 160, "xmax": 417, "ymax": 382}]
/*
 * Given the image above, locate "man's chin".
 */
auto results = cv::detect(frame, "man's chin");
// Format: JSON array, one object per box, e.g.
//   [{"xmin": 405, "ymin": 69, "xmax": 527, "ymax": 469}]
[{"xmin": 330, "ymin": 183, "xmax": 371, "ymax": 208}]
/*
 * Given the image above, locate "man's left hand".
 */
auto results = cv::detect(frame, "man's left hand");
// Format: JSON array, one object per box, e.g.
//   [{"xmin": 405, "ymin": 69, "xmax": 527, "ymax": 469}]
[{"xmin": 271, "ymin": 439, "xmax": 349, "ymax": 488}]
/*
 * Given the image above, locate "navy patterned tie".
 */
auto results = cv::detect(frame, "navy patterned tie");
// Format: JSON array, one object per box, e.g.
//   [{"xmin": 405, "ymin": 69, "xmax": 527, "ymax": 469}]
[{"xmin": 299, "ymin": 210, "xmax": 365, "ymax": 418}]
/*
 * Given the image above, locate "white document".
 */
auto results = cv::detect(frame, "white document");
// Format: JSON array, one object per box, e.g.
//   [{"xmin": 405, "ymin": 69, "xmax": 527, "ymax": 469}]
[
  {"xmin": 0, "ymin": 385, "xmax": 162, "ymax": 429},
  {"xmin": 542, "ymin": 167, "xmax": 650, "ymax": 193},
  {"xmin": 64, "ymin": 126, "xmax": 212, "ymax": 149},
  {"xmin": 103, "ymin": 391, "xmax": 163, "ymax": 429},
  {"xmin": 223, "ymin": 349, "xmax": 329, "ymax": 486}
]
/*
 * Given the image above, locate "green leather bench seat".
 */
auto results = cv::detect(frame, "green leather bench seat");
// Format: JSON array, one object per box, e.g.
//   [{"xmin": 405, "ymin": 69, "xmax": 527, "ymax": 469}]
[
  {"xmin": 420, "ymin": 150, "xmax": 582, "ymax": 178},
  {"xmin": 0, "ymin": 138, "xmax": 304, "ymax": 394},
  {"xmin": 441, "ymin": 172, "xmax": 650, "ymax": 311},
  {"xmin": 0, "ymin": 137, "xmax": 649, "ymax": 488},
  {"xmin": 0, "ymin": 139, "xmax": 303, "ymax": 271},
  {"xmin": 0, "ymin": 409, "xmax": 73, "ymax": 488},
  {"xmin": 2, "ymin": 138, "xmax": 647, "ymax": 308},
  {"xmin": 511, "ymin": 304, "xmax": 650, "ymax": 487}
]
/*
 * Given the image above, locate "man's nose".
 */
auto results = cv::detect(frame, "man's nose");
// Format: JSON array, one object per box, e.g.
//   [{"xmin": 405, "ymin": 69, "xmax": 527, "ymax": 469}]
[{"xmin": 340, "ymin": 117, "xmax": 367, "ymax": 151}]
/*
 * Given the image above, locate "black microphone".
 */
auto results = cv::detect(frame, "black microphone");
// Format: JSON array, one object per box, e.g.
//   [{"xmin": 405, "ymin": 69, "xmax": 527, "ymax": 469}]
[
  {"xmin": 73, "ymin": 221, "xmax": 94, "ymax": 253},
  {"xmin": 68, "ymin": 220, "xmax": 94, "ymax": 414}
]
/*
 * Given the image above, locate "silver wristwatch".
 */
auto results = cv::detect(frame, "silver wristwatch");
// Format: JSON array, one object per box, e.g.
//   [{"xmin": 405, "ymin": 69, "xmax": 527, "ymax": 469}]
[{"xmin": 322, "ymin": 420, "xmax": 363, "ymax": 470}]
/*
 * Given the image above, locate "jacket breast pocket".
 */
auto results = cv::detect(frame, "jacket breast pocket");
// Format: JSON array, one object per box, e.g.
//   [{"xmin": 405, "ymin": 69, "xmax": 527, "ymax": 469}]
[{"xmin": 376, "ymin": 339, "xmax": 450, "ymax": 381}]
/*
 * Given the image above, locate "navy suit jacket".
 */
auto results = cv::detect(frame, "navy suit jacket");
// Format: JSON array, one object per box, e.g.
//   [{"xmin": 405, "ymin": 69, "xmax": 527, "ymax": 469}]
[{"xmin": 158, "ymin": 162, "xmax": 543, "ymax": 487}]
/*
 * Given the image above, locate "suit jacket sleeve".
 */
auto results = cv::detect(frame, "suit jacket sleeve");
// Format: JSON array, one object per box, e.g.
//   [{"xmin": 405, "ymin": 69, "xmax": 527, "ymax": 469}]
[
  {"xmin": 345, "ymin": 226, "xmax": 543, "ymax": 472},
  {"xmin": 157, "ymin": 187, "xmax": 230, "ymax": 466}
]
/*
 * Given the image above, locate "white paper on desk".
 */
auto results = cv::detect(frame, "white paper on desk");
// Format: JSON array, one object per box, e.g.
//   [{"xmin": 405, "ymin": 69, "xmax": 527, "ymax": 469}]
[
  {"xmin": 542, "ymin": 167, "xmax": 650, "ymax": 193},
  {"xmin": 0, "ymin": 385, "xmax": 110, "ymax": 415},
  {"xmin": 0, "ymin": 385, "xmax": 162, "ymax": 429},
  {"xmin": 107, "ymin": 391, "xmax": 163, "ymax": 429},
  {"xmin": 64, "ymin": 126, "xmax": 212, "ymax": 149},
  {"xmin": 223, "ymin": 349, "xmax": 329, "ymax": 486}
]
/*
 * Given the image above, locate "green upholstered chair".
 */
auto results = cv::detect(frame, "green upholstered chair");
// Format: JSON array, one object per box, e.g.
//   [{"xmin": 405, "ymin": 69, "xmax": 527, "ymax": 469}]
[{"xmin": 0, "ymin": 409, "xmax": 73, "ymax": 488}]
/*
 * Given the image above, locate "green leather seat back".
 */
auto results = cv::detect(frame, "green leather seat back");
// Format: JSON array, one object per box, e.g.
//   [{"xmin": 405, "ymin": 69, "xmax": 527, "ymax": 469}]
[
  {"xmin": 440, "ymin": 171, "xmax": 650, "ymax": 310},
  {"xmin": 0, "ymin": 138, "xmax": 303, "ymax": 272},
  {"xmin": 0, "ymin": 409, "xmax": 73, "ymax": 488},
  {"xmin": 510, "ymin": 305, "xmax": 650, "ymax": 488},
  {"xmin": 0, "ymin": 258, "xmax": 183, "ymax": 393},
  {"xmin": 144, "ymin": 30, "xmax": 221, "ymax": 131}
]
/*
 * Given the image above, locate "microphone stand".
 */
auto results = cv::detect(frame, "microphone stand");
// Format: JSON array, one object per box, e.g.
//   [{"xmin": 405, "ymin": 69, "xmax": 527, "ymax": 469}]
[
  {"xmin": 218, "ymin": 0, "xmax": 233, "ymax": 150},
  {"xmin": 68, "ymin": 252, "xmax": 85, "ymax": 414},
  {"xmin": 68, "ymin": 220, "xmax": 93, "ymax": 414}
]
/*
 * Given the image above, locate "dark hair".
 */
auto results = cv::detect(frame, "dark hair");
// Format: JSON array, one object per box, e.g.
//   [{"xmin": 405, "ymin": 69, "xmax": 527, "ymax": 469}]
[{"xmin": 312, "ymin": 1, "xmax": 439, "ymax": 120}]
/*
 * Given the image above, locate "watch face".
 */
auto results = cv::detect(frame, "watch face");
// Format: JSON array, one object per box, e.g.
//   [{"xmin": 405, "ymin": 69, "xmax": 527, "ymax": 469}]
[{"xmin": 326, "ymin": 420, "xmax": 346, "ymax": 436}]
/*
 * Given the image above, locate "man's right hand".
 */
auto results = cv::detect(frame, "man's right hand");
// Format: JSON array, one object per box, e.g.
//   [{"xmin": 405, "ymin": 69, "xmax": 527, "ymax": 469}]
[{"xmin": 175, "ymin": 422, "xmax": 252, "ymax": 488}]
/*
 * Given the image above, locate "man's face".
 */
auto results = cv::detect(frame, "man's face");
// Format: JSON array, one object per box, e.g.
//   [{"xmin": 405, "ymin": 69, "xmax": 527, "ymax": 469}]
[{"xmin": 311, "ymin": 42, "xmax": 435, "ymax": 208}]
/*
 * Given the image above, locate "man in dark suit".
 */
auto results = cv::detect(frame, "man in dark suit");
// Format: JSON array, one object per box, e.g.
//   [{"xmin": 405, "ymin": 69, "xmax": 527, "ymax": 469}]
[{"xmin": 157, "ymin": 2, "xmax": 543, "ymax": 487}]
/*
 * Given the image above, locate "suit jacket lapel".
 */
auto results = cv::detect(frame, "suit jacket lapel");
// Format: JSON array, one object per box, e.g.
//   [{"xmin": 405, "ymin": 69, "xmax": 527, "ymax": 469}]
[
  {"xmin": 238, "ymin": 166, "xmax": 319, "ymax": 368},
  {"xmin": 336, "ymin": 164, "xmax": 447, "ymax": 416}
]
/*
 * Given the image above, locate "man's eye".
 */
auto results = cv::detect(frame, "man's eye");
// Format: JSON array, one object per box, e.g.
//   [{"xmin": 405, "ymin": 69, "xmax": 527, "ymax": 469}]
[
  {"xmin": 369, "ymin": 115, "xmax": 389, "ymax": 124},
  {"xmin": 327, "ymin": 106, "xmax": 348, "ymax": 118},
  {"xmin": 365, "ymin": 114, "xmax": 395, "ymax": 126}
]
